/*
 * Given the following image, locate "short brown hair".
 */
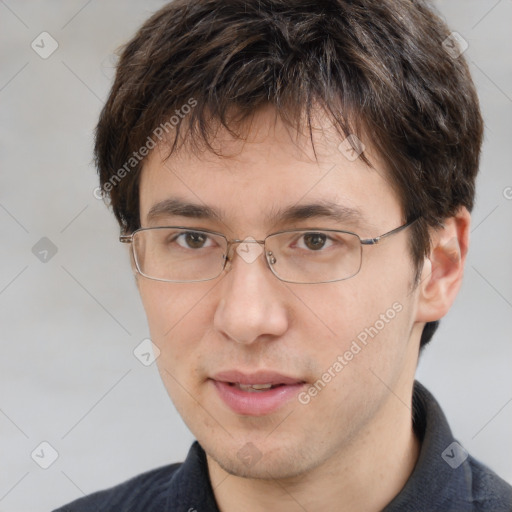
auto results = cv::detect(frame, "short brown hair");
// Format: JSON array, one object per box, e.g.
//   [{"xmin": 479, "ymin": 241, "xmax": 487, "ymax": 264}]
[{"xmin": 95, "ymin": 0, "xmax": 483, "ymax": 348}]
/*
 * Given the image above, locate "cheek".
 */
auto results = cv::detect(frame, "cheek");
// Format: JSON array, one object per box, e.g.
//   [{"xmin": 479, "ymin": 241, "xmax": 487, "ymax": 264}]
[
  {"xmin": 294, "ymin": 282, "xmax": 386, "ymax": 340},
  {"xmin": 139, "ymin": 280, "xmax": 211, "ymax": 329},
  {"xmin": 138, "ymin": 283, "xmax": 213, "ymax": 413},
  {"xmin": 138, "ymin": 281, "xmax": 213, "ymax": 362},
  {"xmin": 297, "ymin": 286, "xmax": 414, "ymax": 420},
  {"xmin": 297, "ymin": 279, "xmax": 411, "ymax": 373},
  {"xmin": 138, "ymin": 282, "xmax": 174, "ymax": 339}
]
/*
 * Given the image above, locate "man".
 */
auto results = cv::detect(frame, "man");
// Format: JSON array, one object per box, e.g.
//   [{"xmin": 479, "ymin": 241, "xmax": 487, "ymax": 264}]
[{"xmin": 55, "ymin": 0, "xmax": 512, "ymax": 510}]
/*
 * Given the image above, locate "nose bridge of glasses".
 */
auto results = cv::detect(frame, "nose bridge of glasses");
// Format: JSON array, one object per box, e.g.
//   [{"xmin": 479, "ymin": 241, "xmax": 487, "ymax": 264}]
[
  {"xmin": 225, "ymin": 237, "xmax": 262, "ymax": 249},
  {"xmin": 224, "ymin": 236, "xmax": 273, "ymax": 270}
]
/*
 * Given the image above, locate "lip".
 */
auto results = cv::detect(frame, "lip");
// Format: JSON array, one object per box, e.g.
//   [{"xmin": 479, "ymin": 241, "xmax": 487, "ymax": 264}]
[
  {"xmin": 213, "ymin": 370, "xmax": 304, "ymax": 386},
  {"xmin": 210, "ymin": 370, "xmax": 306, "ymax": 416}
]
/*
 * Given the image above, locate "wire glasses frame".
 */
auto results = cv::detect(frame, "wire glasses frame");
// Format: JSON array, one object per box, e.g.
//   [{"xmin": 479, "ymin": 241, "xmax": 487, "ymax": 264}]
[{"xmin": 119, "ymin": 217, "xmax": 419, "ymax": 284}]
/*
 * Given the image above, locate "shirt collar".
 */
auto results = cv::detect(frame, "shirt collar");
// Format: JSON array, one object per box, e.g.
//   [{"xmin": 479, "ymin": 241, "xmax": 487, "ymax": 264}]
[
  {"xmin": 383, "ymin": 380, "xmax": 474, "ymax": 511},
  {"xmin": 165, "ymin": 436, "xmax": 220, "ymax": 512}
]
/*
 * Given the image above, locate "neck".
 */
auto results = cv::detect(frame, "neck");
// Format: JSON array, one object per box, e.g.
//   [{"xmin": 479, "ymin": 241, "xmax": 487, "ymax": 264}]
[{"xmin": 207, "ymin": 389, "xmax": 420, "ymax": 512}]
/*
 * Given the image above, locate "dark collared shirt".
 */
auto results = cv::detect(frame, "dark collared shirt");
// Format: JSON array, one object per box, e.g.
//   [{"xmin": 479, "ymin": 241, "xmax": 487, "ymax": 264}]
[{"xmin": 54, "ymin": 382, "xmax": 512, "ymax": 511}]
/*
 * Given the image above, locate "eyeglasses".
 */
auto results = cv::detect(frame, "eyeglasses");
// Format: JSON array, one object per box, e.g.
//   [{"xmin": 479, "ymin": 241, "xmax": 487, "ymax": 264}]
[{"xmin": 119, "ymin": 218, "xmax": 419, "ymax": 284}]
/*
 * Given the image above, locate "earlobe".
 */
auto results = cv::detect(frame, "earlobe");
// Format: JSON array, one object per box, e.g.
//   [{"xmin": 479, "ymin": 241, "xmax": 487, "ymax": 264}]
[{"xmin": 415, "ymin": 207, "xmax": 470, "ymax": 323}]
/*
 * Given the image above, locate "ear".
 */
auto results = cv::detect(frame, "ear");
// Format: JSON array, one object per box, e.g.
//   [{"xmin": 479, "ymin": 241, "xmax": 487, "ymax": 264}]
[{"xmin": 415, "ymin": 207, "xmax": 470, "ymax": 323}]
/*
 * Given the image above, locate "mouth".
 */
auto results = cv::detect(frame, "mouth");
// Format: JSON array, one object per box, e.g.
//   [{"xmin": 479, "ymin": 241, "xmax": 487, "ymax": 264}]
[
  {"xmin": 210, "ymin": 370, "xmax": 307, "ymax": 416},
  {"xmin": 230, "ymin": 382, "xmax": 283, "ymax": 392}
]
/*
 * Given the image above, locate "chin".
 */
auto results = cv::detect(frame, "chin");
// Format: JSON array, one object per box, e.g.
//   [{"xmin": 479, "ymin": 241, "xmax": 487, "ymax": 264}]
[{"xmin": 202, "ymin": 433, "xmax": 319, "ymax": 481}]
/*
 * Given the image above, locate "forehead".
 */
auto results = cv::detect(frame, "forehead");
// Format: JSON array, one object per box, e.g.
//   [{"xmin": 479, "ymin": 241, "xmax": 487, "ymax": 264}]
[{"xmin": 138, "ymin": 108, "xmax": 402, "ymax": 234}]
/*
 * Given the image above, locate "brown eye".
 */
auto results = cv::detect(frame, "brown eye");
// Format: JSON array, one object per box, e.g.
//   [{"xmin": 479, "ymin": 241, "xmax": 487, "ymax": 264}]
[
  {"xmin": 175, "ymin": 231, "xmax": 211, "ymax": 249},
  {"xmin": 302, "ymin": 233, "xmax": 327, "ymax": 251}
]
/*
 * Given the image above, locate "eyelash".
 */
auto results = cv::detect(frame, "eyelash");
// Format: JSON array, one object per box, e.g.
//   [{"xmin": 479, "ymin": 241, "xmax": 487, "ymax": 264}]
[{"xmin": 172, "ymin": 230, "xmax": 340, "ymax": 252}]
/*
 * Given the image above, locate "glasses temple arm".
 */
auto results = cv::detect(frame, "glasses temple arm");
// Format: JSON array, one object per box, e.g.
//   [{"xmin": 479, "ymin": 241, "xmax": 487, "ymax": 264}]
[{"xmin": 359, "ymin": 217, "xmax": 420, "ymax": 246}]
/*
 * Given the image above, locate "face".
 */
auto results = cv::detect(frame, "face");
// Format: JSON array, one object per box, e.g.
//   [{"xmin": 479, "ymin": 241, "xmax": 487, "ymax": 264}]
[{"xmin": 136, "ymin": 107, "xmax": 422, "ymax": 480}]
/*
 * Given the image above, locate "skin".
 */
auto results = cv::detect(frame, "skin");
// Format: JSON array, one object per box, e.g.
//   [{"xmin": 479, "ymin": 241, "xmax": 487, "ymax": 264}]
[{"xmin": 134, "ymin": 106, "xmax": 470, "ymax": 512}]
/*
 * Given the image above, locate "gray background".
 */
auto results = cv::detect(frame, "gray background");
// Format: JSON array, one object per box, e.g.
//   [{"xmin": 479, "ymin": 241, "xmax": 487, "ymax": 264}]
[{"xmin": 0, "ymin": 1, "xmax": 510, "ymax": 511}]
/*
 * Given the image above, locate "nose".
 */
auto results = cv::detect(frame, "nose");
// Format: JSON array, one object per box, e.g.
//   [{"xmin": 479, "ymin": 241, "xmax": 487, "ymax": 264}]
[{"xmin": 213, "ymin": 241, "xmax": 289, "ymax": 345}]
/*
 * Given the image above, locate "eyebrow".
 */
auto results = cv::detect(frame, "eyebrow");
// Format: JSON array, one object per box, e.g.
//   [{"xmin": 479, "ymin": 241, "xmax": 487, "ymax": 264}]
[
  {"xmin": 268, "ymin": 201, "xmax": 367, "ymax": 226},
  {"xmin": 146, "ymin": 198, "xmax": 224, "ymax": 223},
  {"xmin": 145, "ymin": 198, "xmax": 368, "ymax": 227}
]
